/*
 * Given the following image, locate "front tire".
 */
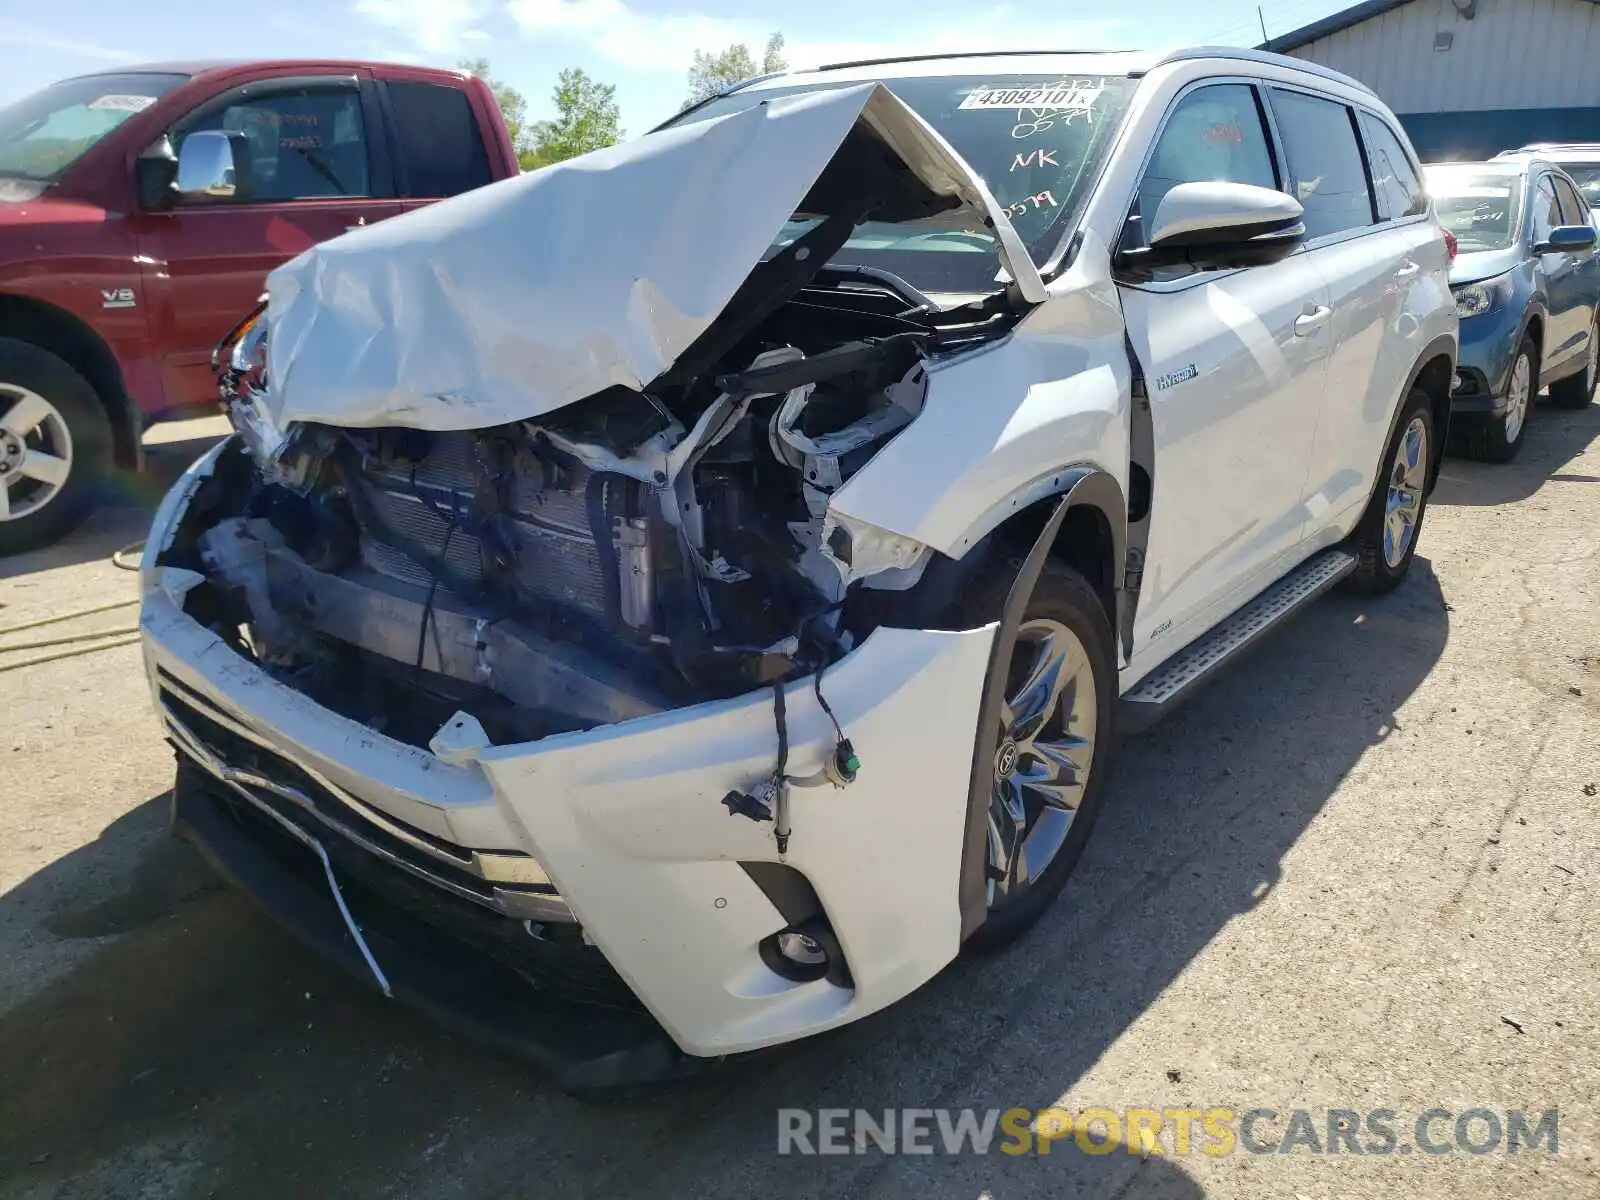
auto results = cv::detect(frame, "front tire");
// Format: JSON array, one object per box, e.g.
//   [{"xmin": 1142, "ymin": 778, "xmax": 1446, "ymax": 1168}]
[
  {"xmin": 1461, "ymin": 337, "xmax": 1535, "ymax": 463},
  {"xmin": 0, "ymin": 338, "xmax": 112, "ymax": 557},
  {"xmin": 955, "ymin": 560, "xmax": 1117, "ymax": 953},
  {"xmin": 1548, "ymin": 316, "xmax": 1599, "ymax": 409},
  {"xmin": 1347, "ymin": 387, "xmax": 1434, "ymax": 594}
]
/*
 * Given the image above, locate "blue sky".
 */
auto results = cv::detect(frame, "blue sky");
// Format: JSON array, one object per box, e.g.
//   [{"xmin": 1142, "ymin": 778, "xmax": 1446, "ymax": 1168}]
[{"xmin": 1, "ymin": 0, "xmax": 1359, "ymax": 135}]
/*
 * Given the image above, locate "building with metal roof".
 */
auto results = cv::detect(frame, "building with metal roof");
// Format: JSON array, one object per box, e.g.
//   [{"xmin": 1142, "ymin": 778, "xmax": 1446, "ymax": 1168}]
[{"xmin": 1262, "ymin": 0, "xmax": 1600, "ymax": 160}]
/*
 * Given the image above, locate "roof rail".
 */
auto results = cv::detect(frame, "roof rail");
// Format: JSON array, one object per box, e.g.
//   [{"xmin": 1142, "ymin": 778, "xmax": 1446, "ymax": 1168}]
[
  {"xmin": 808, "ymin": 48, "xmax": 1129, "ymax": 72},
  {"xmin": 1146, "ymin": 46, "xmax": 1377, "ymax": 96},
  {"xmin": 1505, "ymin": 142, "xmax": 1600, "ymax": 152}
]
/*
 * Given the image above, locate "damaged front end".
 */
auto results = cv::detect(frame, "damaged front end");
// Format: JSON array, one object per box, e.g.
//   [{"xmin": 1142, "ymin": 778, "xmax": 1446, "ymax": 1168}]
[
  {"xmin": 182, "ymin": 82, "xmax": 1032, "ymax": 753},
  {"xmin": 195, "ymin": 313, "xmax": 948, "ymax": 750},
  {"xmin": 143, "ymin": 82, "xmax": 1040, "ymax": 1076}
]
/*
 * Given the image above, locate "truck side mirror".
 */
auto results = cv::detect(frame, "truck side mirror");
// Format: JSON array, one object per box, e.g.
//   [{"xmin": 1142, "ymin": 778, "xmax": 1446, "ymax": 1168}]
[
  {"xmin": 135, "ymin": 136, "xmax": 179, "ymax": 211},
  {"xmin": 176, "ymin": 131, "xmax": 246, "ymax": 200}
]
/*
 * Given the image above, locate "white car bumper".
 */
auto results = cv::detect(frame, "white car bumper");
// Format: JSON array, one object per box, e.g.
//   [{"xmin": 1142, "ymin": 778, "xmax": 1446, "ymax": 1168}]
[{"xmin": 141, "ymin": 444, "xmax": 996, "ymax": 1059}]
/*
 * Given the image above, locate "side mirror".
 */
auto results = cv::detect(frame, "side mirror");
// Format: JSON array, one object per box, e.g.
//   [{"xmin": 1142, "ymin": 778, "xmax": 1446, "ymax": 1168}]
[
  {"xmin": 1533, "ymin": 224, "xmax": 1597, "ymax": 255},
  {"xmin": 176, "ymin": 130, "xmax": 245, "ymax": 199},
  {"xmin": 1120, "ymin": 181, "xmax": 1307, "ymax": 272},
  {"xmin": 134, "ymin": 135, "xmax": 179, "ymax": 211}
]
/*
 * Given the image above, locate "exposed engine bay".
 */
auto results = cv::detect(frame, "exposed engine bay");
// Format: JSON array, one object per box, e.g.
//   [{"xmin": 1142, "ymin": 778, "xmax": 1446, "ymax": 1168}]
[{"xmin": 175, "ymin": 276, "xmax": 1013, "ymax": 750}]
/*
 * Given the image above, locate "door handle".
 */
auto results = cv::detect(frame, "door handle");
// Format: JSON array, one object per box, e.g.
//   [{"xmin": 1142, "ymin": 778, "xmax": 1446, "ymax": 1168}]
[
  {"xmin": 1294, "ymin": 305, "xmax": 1331, "ymax": 336},
  {"xmin": 1395, "ymin": 260, "xmax": 1421, "ymax": 280}
]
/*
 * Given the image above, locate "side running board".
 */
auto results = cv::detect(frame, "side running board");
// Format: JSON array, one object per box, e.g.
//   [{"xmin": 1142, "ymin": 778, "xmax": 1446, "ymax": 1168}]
[{"xmin": 1118, "ymin": 547, "xmax": 1358, "ymax": 733}]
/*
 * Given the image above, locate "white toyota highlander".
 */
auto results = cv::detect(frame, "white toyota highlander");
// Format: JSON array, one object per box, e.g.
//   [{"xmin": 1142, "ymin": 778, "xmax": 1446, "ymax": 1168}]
[{"xmin": 139, "ymin": 47, "xmax": 1457, "ymax": 1091}]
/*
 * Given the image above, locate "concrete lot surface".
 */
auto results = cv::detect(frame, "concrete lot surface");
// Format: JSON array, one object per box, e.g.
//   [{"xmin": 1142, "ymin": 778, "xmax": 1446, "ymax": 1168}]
[{"xmin": 0, "ymin": 408, "xmax": 1596, "ymax": 1199}]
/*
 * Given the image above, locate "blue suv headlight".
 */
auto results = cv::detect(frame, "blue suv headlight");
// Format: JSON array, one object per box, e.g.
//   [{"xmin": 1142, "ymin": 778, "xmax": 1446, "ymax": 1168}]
[{"xmin": 1453, "ymin": 274, "xmax": 1513, "ymax": 318}]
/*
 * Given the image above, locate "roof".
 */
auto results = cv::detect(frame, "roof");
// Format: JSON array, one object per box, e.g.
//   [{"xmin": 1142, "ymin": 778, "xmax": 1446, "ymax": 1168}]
[
  {"xmin": 732, "ymin": 46, "xmax": 1368, "ymax": 93},
  {"xmin": 1262, "ymin": 0, "xmax": 1600, "ymax": 54},
  {"xmin": 58, "ymin": 59, "xmax": 469, "ymax": 83},
  {"xmin": 1495, "ymin": 143, "xmax": 1600, "ymax": 163},
  {"xmin": 659, "ymin": 45, "xmax": 1377, "ymax": 132}
]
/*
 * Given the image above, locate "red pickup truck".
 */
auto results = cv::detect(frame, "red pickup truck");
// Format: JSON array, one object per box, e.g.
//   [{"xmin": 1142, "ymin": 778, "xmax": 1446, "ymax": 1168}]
[{"xmin": 0, "ymin": 59, "xmax": 519, "ymax": 555}]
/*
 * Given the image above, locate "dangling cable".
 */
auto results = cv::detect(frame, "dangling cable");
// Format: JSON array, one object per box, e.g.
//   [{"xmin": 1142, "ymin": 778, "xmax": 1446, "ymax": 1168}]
[{"xmin": 772, "ymin": 682, "xmax": 791, "ymax": 855}]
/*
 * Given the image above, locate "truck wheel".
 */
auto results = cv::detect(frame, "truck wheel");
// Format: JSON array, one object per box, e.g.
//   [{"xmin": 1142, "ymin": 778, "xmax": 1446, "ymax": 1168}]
[
  {"xmin": 1346, "ymin": 387, "xmax": 1434, "ymax": 595},
  {"xmin": 956, "ymin": 559, "xmax": 1117, "ymax": 953},
  {"xmin": 1548, "ymin": 316, "xmax": 1599, "ymax": 409},
  {"xmin": 1462, "ymin": 338, "xmax": 1536, "ymax": 462},
  {"xmin": 0, "ymin": 339, "xmax": 112, "ymax": 557}
]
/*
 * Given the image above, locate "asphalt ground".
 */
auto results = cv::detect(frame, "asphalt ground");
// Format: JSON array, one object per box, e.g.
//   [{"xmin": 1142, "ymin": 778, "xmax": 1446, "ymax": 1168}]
[{"xmin": 1, "ymin": 405, "xmax": 1596, "ymax": 1199}]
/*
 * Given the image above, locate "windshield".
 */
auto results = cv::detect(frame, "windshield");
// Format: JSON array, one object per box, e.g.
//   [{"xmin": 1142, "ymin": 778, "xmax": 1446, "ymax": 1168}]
[
  {"xmin": 667, "ymin": 73, "xmax": 1138, "ymax": 294},
  {"xmin": 0, "ymin": 72, "xmax": 188, "ymax": 184},
  {"xmin": 1428, "ymin": 171, "xmax": 1522, "ymax": 253}
]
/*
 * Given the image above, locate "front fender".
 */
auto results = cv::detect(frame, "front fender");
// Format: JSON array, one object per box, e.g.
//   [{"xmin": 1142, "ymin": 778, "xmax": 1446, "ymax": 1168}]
[{"xmin": 954, "ymin": 466, "xmax": 1124, "ymax": 940}]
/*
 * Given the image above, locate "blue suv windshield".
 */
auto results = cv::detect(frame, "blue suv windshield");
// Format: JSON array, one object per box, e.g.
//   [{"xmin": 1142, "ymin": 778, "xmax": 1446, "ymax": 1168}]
[
  {"xmin": 666, "ymin": 73, "xmax": 1138, "ymax": 294},
  {"xmin": 1429, "ymin": 171, "xmax": 1522, "ymax": 253}
]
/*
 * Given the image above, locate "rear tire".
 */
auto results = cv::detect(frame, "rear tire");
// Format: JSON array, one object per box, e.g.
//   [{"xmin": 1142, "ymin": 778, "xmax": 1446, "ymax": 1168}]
[
  {"xmin": 1347, "ymin": 387, "xmax": 1434, "ymax": 595},
  {"xmin": 0, "ymin": 339, "xmax": 111, "ymax": 557},
  {"xmin": 1548, "ymin": 315, "xmax": 1599, "ymax": 409},
  {"xmin": 1461, "ymin": 337, "xmax": 1535, "ymax": 463},
  {"xmin": 946, "ymin": 559, "xmax": 1117, "ymax": 953}
]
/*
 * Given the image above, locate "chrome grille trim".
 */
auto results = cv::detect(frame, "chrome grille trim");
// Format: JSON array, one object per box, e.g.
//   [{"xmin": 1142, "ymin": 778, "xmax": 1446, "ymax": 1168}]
[{"xmin": 156, "ymin": 673, "xmax": 573, "ymax": 924}]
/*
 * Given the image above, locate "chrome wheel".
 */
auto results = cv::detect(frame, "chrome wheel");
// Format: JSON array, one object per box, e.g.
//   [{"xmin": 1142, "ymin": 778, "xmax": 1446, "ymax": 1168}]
[
  {"xmin": 1504, "ymin": 352, "xmax": 1532, "ymax": 443},
  {"xmin": 1588, "ymin": 329, "xmax": 1598, "ymax": 395},
  {"xmin": 986, "ymin": 618, "xmax": 1098, "ymax": 908},
  {"xmin": 1383, "ymin": 415, "xmax": 1428, "ymax": 569},
  {"xmin": 0, "ymin": 385, "xmax": 73, "ymax": 522}
]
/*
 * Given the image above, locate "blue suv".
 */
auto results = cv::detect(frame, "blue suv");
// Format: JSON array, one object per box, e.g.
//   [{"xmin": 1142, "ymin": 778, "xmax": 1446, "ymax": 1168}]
[{"xmin": 1427, "ymin": 159, "xmax": 1600, "ymax": 462}]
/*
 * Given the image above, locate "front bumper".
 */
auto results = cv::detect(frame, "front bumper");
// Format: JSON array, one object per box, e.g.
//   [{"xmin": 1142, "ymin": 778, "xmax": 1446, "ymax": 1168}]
[
  {"xmin": 141, "ymin": 444, "xmax": 997, "ymax": 1063},
  {"xmin": 1450, "ymin": 305, "xmax": 1526, "ymax": 416},
  {"xmin": 169, "ymin": 760, "xmax": 697, "ymax": 1091}
]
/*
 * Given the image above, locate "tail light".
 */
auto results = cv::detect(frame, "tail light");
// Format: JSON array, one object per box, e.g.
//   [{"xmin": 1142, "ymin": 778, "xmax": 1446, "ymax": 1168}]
[{"xmin": 1444, "ymin": 229, "xmax": 1459, "ymax": 261}]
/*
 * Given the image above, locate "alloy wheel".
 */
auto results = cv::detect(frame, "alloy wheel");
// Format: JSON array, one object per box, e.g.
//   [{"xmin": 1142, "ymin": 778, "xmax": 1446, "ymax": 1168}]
[
  {"xmin": 1383, "ymin": 415, "xmax": 1428, "ymax": 569},
  {"xmin": 1504, "ymin": 352, "xmax": 1532, "ymax": 443},
  {"xmin": 0, "ymin": 385, "xmax": 74, "ymax": 522},
  {"xmin": 986, "ymin": 617, "xmax": 1098, "ymax": 908}
]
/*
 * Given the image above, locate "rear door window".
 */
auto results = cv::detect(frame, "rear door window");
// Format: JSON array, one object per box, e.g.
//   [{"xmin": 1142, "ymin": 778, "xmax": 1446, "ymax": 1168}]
[
  {"xmin": 1357, "ymin": 111, "xmax": 1427, "ymax": 220},
  {"xmin": 1268, "ymin": 88, "xmax": 1376, "ymax": 240},
  {"xmin": 385, "ymin": 80, "xmax": 493, "ymax": 198}
]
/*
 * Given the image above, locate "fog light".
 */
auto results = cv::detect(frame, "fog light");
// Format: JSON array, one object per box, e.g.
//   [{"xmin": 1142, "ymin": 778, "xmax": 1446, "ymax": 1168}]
[
  {"xmin": 1452, "ymin": 372, "xmax": 1464, "ymax": 393},
  {"xmin": 776, "ymin": 930, "xmax": 827, "ymax": 967},
  {"xmin": 760, "ymin": 919, "xmax": 847, "ymax": 985}
]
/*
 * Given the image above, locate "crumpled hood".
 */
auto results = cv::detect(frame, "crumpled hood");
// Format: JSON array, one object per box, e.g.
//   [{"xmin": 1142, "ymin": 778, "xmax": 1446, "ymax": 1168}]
[{"xmin": 264, "ymin": 82, "xmax": 1046, "ymax": 433}]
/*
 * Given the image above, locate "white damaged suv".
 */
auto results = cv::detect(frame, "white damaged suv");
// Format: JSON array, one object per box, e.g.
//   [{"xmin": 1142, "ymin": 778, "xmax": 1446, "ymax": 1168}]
[{"xmin": 140, "ymin": 48, "xmax": 1456, "ymax": 1089}]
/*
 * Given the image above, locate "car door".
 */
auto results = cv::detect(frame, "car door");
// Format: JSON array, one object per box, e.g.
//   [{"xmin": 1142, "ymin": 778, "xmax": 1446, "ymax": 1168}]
[
  {"xmin": 1289, "ymin": 100, "xmax": 1439, "ymax": 536},
  {"xmin": 1531, "ymin": 172, "xmax": 1585, "ymax": 372},
  {"xmin": 131, "ymin": 73, "xmax": 408, "ymax": 412},
  {"xmin": 1550, "ymin": 172, "xmax": 1600, "ymax": 353},
  {"xmin": 1116, "ymin": 80, "xmax": 1331, "ymax": 658}
]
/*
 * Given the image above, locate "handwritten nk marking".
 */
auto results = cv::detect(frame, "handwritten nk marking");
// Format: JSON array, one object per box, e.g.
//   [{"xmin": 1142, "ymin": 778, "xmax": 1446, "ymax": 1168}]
[{"xmin": 1011, "ymin": 148, "xmax": 1060, "ymax": 172}]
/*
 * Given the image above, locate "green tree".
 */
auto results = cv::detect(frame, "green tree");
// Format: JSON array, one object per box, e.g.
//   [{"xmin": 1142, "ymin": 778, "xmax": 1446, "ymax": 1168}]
[
  {"xmin": 457, "ymin": 57, "xmax": 544, "ymax": 170},
  {"xmin": 683, "ymin": 33, "xmax": 787, "ymax": 108},
  {"xmin": 530, "ymin": 68, "xmax": 623, "ymax": 165}
]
